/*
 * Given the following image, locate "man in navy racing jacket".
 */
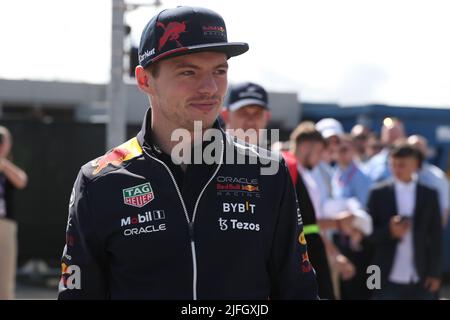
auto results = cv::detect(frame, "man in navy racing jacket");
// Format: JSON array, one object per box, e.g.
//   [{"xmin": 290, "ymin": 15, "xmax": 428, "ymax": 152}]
[{"xmin": 58, "ymin": 6, "xmax": 318, "ymax": 300}]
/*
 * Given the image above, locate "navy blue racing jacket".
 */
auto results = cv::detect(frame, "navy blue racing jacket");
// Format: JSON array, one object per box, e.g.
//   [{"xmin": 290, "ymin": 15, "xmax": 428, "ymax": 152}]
[{"xmin": 58, "ymin": 110, "xmax": 318, "ymax": 299}]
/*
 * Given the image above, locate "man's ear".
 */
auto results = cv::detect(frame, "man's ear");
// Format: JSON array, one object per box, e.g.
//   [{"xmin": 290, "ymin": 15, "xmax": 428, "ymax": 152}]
[
  {"xmin": 135, "ymin": 66, "xmax": 155, "ymax": 94},
  {"xmin": 220, "ymin": 108, "xmax": 229, "ymax": 123},
  {"xmin": 264, "ymin": 111, "xmax": 271, "ymax": 122},
  {"xmin": 294, "ymin": 144, "xmax": 302, "ymax": 160}
]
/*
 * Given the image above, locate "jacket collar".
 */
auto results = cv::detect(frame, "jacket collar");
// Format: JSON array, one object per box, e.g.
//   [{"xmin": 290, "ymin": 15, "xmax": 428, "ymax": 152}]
[
  {"xmin": 136, "ymin": 108, "xmax": 158, "ymax": 155},
  {"xmin": 136, "ymin": 108, "xmax": 227, "ymax": 160}
]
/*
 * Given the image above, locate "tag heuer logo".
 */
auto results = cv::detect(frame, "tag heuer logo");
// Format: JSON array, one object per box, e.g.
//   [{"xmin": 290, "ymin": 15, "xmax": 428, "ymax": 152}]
[{"xmin": 123, "ymin": 183, "xmax": 154, "ymax": 208}]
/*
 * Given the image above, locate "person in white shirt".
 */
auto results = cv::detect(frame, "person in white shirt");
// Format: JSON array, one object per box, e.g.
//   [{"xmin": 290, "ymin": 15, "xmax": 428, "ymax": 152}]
[
  {"xmin": 314, "ymin": 118, "xmax": 344, "ymax": 207},
  {"xmin": 368, "ymin": 143, "xmax": 442, "ymax": 299},
  {"xmin": 324, "ymin": 134, "xmax": 373, "ymax": 299},
  {"xmin": 289, "ymin": 122, "xmax": 356, "ymax": 299}
]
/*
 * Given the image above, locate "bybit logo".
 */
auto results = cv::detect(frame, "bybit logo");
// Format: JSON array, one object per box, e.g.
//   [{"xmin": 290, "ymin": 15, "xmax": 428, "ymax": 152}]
[{"xmin": 223, "ymin": 201, "xmax": 256, "ymax": 214}]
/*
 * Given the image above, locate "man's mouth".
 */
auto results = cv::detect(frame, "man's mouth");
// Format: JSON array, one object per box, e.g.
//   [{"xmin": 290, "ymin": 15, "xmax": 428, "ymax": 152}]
[{"xmin": 189, "ymin": 100, "xmax": 219, "ymax": 112}]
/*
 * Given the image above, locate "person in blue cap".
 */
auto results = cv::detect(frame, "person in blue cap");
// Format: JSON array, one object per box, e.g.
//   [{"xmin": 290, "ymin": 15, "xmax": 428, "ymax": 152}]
[{"xmin": 221, "ymin": 82, "xmax": 271, "ymax": 146}]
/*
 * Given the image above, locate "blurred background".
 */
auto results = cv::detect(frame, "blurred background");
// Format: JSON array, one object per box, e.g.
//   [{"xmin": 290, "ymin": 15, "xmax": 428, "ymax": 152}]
[{"xmin": 0, "ymin": 0, "xmax": 449, "ymax": 299}]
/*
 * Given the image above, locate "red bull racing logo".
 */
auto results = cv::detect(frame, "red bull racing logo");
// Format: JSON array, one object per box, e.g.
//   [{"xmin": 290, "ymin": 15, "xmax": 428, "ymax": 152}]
[
  {"xmin": 241, "ymin": 185, "xmax": 259, "ymax": 192},
  {"xmin": 202, "ymin": 25, "xmax": 225, "ymax": 37},
  {"xmin": 216, "ymin": 176, "xmax": 260, "ymax": 197}
]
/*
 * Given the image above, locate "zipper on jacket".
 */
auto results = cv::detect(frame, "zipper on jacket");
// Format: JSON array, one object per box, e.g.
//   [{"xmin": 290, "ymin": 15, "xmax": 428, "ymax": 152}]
[{"xmin": 143, "ymin": 139, "xmax": 224, "ymax": 300}]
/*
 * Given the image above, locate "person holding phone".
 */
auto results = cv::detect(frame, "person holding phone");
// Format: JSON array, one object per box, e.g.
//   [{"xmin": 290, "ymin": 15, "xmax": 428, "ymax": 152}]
[{"xmin": 368, "ymin": 142, "xmax": 442, "ymax": 299}]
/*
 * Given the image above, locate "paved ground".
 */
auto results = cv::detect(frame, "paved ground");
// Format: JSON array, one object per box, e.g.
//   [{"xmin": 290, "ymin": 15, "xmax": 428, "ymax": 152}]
[
  {"xmin": 15, "ymin": 277, "xmax": 58, "ymax": 300},
  {"xmin": 13, "ymin": 278, "xmax": 450, "ymax": 300},
  {"xmin": 16, "ymin": 283, "xmax": 57, "ymax": 300}
]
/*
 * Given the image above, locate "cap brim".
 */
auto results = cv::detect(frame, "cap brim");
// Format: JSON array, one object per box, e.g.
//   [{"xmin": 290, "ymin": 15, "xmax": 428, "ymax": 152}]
[
  {"xmin": 149, "ymin": 42, "xmax": 249, "ymax": 65},
  {"xmin": 228, "ymin": 98, "xmax": 268, "ymax": 112}
]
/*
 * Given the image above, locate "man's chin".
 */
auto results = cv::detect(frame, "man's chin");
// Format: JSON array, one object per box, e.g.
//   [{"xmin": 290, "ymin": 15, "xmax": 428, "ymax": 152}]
[{"xmin": 183, "ymin": 117, "xmax": 217, "ymax": 131}]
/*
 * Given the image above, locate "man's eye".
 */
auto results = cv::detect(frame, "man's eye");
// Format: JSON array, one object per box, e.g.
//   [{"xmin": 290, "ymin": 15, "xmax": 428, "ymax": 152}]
[
  {"xmin": 215, "ymin": 69, "xmax": 227, "ymax": 75},
  {"xmin": 180, "ymin": 70, "xmax": 195, "ymax": 76}
]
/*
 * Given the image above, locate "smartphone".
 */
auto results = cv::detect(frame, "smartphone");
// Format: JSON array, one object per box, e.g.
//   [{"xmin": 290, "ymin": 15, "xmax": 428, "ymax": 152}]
[{"xmin": 398, "ymin": 215, "xmax": 412, "ymax": 224}]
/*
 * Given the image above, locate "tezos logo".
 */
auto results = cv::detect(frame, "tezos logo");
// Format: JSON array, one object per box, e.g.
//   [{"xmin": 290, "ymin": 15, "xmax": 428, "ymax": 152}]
[{"xmin": 218, "ymin": 218, "xmax": 260, "ymax": 232}]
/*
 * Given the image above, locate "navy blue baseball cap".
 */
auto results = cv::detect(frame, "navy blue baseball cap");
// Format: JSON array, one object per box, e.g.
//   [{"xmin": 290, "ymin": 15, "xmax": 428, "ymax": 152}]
[
  {"xmin": 226, "ymin": 82, "xmax": 269, "ymax": 112},
  {"xmin": 138, "ymin": 6, "xmax": 249, "ymax": 68}
]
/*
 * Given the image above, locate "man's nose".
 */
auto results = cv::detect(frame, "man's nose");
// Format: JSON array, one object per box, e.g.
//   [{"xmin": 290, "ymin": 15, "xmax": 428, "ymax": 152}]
[
  {"xmin": 244, "ymin": 117, "xmax": 257, "ymax": 126},
  {"xmin": 197, "ymin": 73, "xmax": 218, "ymax": 95}
]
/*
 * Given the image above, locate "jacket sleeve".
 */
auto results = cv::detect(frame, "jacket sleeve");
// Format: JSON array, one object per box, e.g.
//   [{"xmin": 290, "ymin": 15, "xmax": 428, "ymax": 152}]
[
  {"xmin": 427, "ymin": 189, "xmax": 443, "ymax": 278},
  {"xmin": 268, "ymin": 159, "xmax": 319, "ymax": 299},
  {"xmin": 367, "ymin": 188, "xmax": 397, "ymax": 246},
  {"xmin": 58, "ymin": 169, "xmax": 109, "ymax": 299}
]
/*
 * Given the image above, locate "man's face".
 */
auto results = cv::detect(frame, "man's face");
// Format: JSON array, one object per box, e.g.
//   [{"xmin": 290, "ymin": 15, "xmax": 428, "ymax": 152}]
[
  {"xmin": 337, "ymin": 140, "xmax": 355, "ymax": 167},
  {"xmin": 381, "ymin": 120, "xmax": 405, "ymax": 146},
  {"xmin": 351, "ymin": 127, "xmax": 369, "ymax": 155},
  {"xmin": 147, "ymin": 51, "xmax": 228, "ymax": 131},
  {"xmin": 227, "ymin": 105, "xmax": 269, "ymax": 131},
  {"xmin": 323, "ymin": 135, "xmax": 340, "ymax": 163},
  {"xmin": 390, "ymin": 156, "xmax": 419, "ymax": 182},
  {"xmin": 297, "ymin": 141, "xmax": 324, "ymax": 170},
  {"xmin": 225, "ymin": 105, "xmax": 270, "ymax": 144}
]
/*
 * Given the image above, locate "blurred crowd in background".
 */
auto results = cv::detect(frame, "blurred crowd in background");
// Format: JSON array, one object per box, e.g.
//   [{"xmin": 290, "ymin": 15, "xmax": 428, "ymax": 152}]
[{"xmin": 223, "ymin": 82, "xmax": 449, "ymax": 300}]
